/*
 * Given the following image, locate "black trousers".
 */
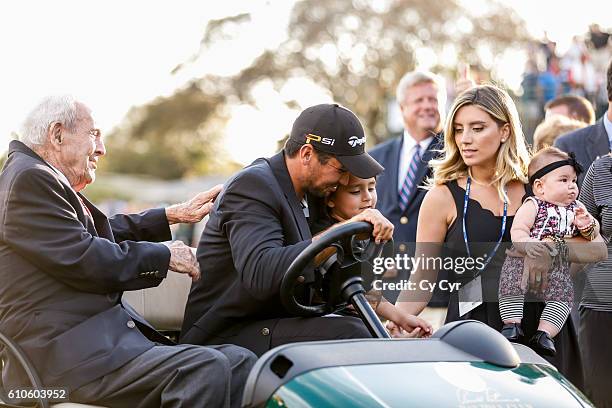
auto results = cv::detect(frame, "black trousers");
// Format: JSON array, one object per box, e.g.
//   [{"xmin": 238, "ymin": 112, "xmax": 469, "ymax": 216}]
[
  {"xmin": 579, "ymin": 308, "xmax": 612, "ymax": 408},
  {"xmin": 70, "ymin": 344, "xmax": 256, "ymax": 408},
  {"xmin": 204, "ymin": 316, "xmax": 372, "ymax": 357}
]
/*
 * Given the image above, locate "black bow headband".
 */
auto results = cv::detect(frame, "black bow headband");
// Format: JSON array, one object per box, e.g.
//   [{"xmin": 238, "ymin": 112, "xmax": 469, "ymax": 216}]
[{"xmin": 528, "ymin": 152, "xmax": 583, "ymax": 186}]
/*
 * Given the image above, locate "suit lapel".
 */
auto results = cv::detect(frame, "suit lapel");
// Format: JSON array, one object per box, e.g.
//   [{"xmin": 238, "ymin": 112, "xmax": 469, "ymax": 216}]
[
  {"xmin": 401, "ymin": 136, "xmax": 440, "ymax": 214},
  {"xmin": 45, "ymin": 170, "xmax": 98, "ymax": 235},
  {"xmin": 586, "ymin": 119, "xmax": 609, "ymax": 163},
  {"xmin": 268, "ymin": 152, "xmax": 312, "ymax": 240},
  {"xmin": 387, "ymin": 137, "xmax": 403, "ymax": 209},
  {"xmin": 78, "ymin": 194, "xmax": 114, "ymax": 240}
]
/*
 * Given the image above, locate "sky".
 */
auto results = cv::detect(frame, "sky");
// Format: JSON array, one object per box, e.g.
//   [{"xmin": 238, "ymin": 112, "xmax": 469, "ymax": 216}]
[{"xmin": 0, "ymin": 0, "xmax": 610, "ymax": 165}]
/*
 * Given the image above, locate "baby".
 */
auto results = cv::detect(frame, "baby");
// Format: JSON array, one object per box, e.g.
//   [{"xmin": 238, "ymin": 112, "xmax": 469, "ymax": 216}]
[
  {"xmin": 498, "ymin": 147, "xmax": 599, "ymax": 356},
  {"xmin": 316, "ymin": 174, "xmax": 432, "ymax": 337}
]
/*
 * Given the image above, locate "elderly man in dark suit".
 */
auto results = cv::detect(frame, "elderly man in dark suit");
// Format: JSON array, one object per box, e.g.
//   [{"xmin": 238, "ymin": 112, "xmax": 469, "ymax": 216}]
[
  {"xmin": 0, "ymin": 95, "xmax": 256, "ymax": 408},
  {"xmin": 554, "ymin": 59, "xmax": 612, "ymax": 186},
  {"xmin": 369, "ymin": 71, "xmax": 448, "ymax": 310},
  {"xmin": 180, "ymin": 104, "xmax": 422, "ymax": 356}
]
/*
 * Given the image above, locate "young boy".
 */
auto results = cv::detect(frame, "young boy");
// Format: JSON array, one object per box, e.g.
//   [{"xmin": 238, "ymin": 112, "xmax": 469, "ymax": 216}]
[{"xmin": 315, "ymin": 174, "xmax": 433, "ymax": 338}]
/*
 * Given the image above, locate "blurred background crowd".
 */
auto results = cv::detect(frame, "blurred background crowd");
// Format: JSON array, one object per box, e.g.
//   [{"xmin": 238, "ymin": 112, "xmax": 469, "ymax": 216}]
[
  {"xmin": 520, "ymin": 24, "xmax": 611, "ymax": 137},
  {"xmin": 1, "ymin": 0, "xmax": 611, "ymax": 245}
]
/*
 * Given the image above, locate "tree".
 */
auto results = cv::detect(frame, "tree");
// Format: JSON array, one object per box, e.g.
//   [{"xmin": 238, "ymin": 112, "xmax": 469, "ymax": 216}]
[
  {"xmin": 105, "ymin": 0, "xmax": 530, "ymax": 178},
  {"xmin": 101, "ymin": 83, "xmax": 237, "ymax": 179},
  {"xmin": 180, "ymin": 0, "xmax": 531, "ymax": 144}
]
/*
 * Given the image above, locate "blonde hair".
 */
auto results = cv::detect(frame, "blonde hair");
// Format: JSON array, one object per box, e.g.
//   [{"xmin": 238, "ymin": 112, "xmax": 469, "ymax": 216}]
[
  {"xmin": 429, "ymin": 85, "xmax": 530, "ymax": 202},
  {"xmin": 533, "ymin": 115, "xmax": 586, "ymax": 152},
  {"xmin": 396, "ymin": 71, "xmax": 447, "ymax": 113}
]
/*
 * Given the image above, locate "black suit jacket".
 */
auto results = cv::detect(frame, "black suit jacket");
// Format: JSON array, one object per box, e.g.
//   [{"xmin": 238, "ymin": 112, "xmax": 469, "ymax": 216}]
[
  {"xmin": 0, "ymin": 141, "xmax": 173, "ymax": 392},
  {"xmin": 554, "ymin": 117, "xmax": 609, "ymax": 186},
  {"xmin": 180, "ymin": 152, "xmax": 313, "ymax": 354}
]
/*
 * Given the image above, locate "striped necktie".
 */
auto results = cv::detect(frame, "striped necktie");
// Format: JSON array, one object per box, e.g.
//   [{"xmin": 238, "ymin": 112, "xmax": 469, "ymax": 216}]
[{"xmin": 399, "ymin": 144, "xmax": 422, "ymax": 212}]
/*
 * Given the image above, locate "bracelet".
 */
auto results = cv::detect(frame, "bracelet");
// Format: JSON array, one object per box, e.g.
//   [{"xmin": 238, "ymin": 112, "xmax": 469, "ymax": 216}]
[
  {"xmin": 549, "ymin": 235, "xmax": 568, "ymax": 269},
  {"xmin": 578, "ymin": 220, "xmax": 597, "ymax": 241},
  {"xmin": 365, "ymin": 289, "xmax": 383, "ymax": 312},
  {"xmin": 375, "ymin": 295, "xmax": 383, "ymax": 312}
]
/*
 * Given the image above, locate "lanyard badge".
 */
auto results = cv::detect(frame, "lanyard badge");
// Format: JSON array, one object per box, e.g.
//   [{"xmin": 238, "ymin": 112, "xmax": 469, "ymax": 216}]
[{"xmin": 458, "ymin": 177, "xmax": 508, "ymax": 316}]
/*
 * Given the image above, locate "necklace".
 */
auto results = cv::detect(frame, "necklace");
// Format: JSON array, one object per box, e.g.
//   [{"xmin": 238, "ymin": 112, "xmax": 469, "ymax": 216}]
[{"xmin": 467, "ymin": 168, "xmax": 495, "ymax": 186}]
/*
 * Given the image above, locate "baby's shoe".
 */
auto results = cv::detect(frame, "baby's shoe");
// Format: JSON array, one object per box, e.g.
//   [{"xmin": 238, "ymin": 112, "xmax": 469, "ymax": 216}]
[
  {"xmin": 501, "ymin": 322, "xmax": 524, "ymax": 342},
  {"xmin": 529, "ymin": 330, "xmax": 556, "ymax": 356}
]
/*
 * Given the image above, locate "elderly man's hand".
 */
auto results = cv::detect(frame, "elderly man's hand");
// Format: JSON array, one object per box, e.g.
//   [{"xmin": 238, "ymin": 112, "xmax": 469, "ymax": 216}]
[
  {"xmin": 164, "ymin": 241, "xmax": 200, "ymax": 282},
  {"xmin": 350, "ymin": 209, "xmax": 394, "ymax": 244},
  {"xmin": 165, "ymin": 184, "xmax": 223, "ymax": 225}
]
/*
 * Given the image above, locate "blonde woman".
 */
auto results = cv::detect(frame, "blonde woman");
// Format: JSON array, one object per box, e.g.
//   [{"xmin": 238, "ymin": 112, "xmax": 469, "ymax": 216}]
[
  {"xmin": 532, "ymin": 115, "xmax": 586, "ymax": 152},
  {"xmin": 394, "ymin": 85, "xmax": 605, "ymax": 387}
]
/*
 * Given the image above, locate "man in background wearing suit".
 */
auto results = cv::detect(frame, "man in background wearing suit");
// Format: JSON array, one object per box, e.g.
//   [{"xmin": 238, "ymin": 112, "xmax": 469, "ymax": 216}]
[
  {"xmin": 0, "ymin": 95, "xmax": 256, "ymax": 408},
  {"xmin": 555, "ymin": 59, "xmax": 612, "ymax": 186},
  {"xmin": 369, "ymin": 71, "xmax": 449, "ymax": 313}
]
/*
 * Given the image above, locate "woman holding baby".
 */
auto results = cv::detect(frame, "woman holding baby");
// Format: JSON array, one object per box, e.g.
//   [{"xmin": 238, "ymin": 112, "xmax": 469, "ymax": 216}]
[{"xmin": 392, "ymin": 84, "xmax": 607, "ymax": 388}]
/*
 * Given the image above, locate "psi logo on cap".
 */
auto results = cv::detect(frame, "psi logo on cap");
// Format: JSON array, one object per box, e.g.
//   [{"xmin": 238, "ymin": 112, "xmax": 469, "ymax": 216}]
[
  {"xmin": 306, "ymin": 133, "xmax": 336, "ymax": 146},
  {"xmin": 348, "ymin": 135, "xmax": 366, "ymax": 148}
]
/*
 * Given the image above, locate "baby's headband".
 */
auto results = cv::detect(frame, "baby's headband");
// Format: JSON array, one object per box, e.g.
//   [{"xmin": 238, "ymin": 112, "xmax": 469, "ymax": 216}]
[{"xmin": 528, "ymin": 152, "xmax": 583, "ymax": 186}]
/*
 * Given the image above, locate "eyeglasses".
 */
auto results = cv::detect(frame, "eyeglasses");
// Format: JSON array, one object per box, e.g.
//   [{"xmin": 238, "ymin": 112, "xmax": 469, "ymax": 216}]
[
  {"xmin": 307, "ymin": 144, "xmax": 347, "ymax": 174},
  {"xmin": 325, "ymin": 161, "xmax": 348, "ymax": 174}
]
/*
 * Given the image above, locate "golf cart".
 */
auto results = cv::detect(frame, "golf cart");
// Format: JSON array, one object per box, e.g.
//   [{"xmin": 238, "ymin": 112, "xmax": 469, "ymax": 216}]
[
  {"xmin": 242, "ymin": 221, "xmax": 593, "ymax": 407},
  {"xmin": 0, "ymin": 222, "xmax": 593, "ymax": 407}
]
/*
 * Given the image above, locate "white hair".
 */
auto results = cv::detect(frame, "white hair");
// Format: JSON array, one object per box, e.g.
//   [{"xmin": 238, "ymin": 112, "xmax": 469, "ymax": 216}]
[
  {"xmin": 395, "ymin": 71, "xmax": 447, "ymax": 114},
  {"xmin": 19, "ymin": 95, "xmax": 82, "ymax": 147}
]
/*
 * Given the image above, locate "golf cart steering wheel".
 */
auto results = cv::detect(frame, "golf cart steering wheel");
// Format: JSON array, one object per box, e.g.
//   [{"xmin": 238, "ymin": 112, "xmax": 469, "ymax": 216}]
[{"xmin": 280, "ymin": 221, "xmax": 386, "ymax": 317}]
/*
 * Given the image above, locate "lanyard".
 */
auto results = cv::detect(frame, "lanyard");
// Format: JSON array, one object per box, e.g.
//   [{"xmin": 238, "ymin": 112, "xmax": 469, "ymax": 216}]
[{"xmin": 462, "ymin": 177, "xmax": 507, "ymax": 274}]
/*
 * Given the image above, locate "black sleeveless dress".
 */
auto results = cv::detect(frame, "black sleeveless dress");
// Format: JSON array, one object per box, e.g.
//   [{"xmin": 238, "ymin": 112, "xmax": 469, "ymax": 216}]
[{"xmin": 443, "ymin": 180, "xmax": 584, "ymax": 389}]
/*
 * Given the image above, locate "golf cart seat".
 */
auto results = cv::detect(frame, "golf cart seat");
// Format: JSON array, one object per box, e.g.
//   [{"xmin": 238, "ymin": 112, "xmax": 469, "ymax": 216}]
[
  {"xmin": 122, "ymin": 271, "xmax": 192, "ymax": 335},
  {"xmin": 0, "ymin": 272, "xmax": 192, "ymax": 408}
]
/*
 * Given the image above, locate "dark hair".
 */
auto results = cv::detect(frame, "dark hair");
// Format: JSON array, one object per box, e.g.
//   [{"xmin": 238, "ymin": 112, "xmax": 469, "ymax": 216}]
[
  {"xmin": 608, "ymin": 58, "xmax": 612, "ymax": 102},
  {"xmin": 283, "ymin": 138, "xmax": 334, "ymax": 164},
  {"xmin": 545, "ymin": 94, "xmax": 595, "ymax": 124},
  {"xmin": 528, "ymin": 146, "xmax": 569, "ymax": 178},
  {"xmin": 283, "ymin": 138, "xmax": 302, "ymax": 157},
  {"xmin": 312, "ymin": 175, "xmax": 378, "ymax": 234}
]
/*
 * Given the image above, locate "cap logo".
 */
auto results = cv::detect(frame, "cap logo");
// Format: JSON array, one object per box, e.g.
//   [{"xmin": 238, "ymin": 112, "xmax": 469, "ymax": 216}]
[
  {"xmin": 348, "ymin": 135, "xmax": 366, "ymax": 148},
  {"xmin": 306, "ymin": 133, "xmax": 335, "ymax": 146}
]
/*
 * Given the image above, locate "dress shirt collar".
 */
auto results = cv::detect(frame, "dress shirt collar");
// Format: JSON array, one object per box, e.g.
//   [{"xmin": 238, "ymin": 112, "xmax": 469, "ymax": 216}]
[
  {"xmin": 46, "ymin": 162, "xmax": 73, "ymax": 189},
  {"xmin": 300, "ymin": 197, "xmax": 309, "ymax": 218},
  {"xmin": 402, "ymin": 130, "xmax": 434, "ymax": 152}
]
